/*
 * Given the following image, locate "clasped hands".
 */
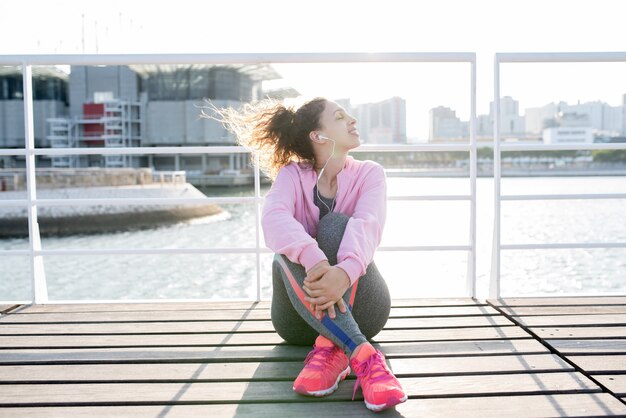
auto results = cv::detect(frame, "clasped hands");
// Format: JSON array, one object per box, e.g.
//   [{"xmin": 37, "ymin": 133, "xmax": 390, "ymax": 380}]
[{"xmin": 303, "ymin": 260, "xmax": 351, "ymax": 320}]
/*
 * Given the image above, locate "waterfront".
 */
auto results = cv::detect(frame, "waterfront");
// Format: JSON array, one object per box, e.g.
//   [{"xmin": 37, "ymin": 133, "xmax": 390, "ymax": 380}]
[{"xmin": 1, "ymin": 176, "xmax": 625, "ymax": 301}]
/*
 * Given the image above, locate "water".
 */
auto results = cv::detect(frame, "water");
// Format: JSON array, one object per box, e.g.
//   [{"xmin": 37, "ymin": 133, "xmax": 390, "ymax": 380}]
[{"xmin": 1, "ymin": 176, "xmax": 625, "ymax": 301}]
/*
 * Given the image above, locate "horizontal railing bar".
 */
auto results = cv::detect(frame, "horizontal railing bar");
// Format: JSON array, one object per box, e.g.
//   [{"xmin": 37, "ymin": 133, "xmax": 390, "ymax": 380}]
[
  {"xmin": 34, "ymin": 248, "xmax": 273, "ymax": 256},
  {"xmin": 0, "ymin": 195, "xmax": 472, "ymax": 207},
  {"xmin": 502, "ymin": 243, "xmax": 626, "ymax": 250},
  {"xmin": 0, "ymin": 250, "xmax": 29, "ymax": 256},
  {"xmin": 353, "ymin": 144, "xmax": 472, "ymax": 152},
  {"xmin": 0, "ymin": 197, "xmax": 258, "ymax": 207},
  {"xmin": 388, "ymin": 195, "xmax": 471, "ymax": 201},
  {"xmin": 27, "ymin": 143, "xmax": 473, "ymax": 156},
  {"xmin": 0, "ymin": 245, "xmax": 472, "ymax": 257},
  {"xmin": 379, "ymin": 245, "xmax": 471, "ymax": 251},
  {"xmin": 0, "ymin": 195, "xmax": 474, "ymax": 207},
  {"xmin": 31, "ymin": 146, "xmax": 248, "ymax": 156},
  {"xmin": 0, "ymin": 149, "xmax": 27, "ymax": 156},
  {"xmin": 502, "ymin": 193, "xmax": 626, "ymax": 201},
  {"xmin": 497, "ymin": 51, "xmax": 626, "ymax": 63},
  {"xmin": 500, "ymin": 143, "xmax": 626, "ymax": 151},
  {"xmin": 0, "ymin": 200, "xmax": 27, "ymax": 207},
  {"xmin": 0, "ymin": 52, "xmax": 476, "ymax": 66}
]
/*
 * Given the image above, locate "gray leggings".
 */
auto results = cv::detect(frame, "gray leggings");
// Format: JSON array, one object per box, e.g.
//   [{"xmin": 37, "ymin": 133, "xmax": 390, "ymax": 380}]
[{"xmin": 271, "ymin": 212, "xmax": 391, "ymax": 355}]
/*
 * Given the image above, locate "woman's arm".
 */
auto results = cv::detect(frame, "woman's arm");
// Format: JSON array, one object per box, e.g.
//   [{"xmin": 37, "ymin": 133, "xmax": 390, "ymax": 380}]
[
  {"xmin": 335, "ymin": 163, "xmax": 387, "ymax": 284},
  {"xmin": 262, "ymin": 167, "xmax": 327, "ymax": 271}
]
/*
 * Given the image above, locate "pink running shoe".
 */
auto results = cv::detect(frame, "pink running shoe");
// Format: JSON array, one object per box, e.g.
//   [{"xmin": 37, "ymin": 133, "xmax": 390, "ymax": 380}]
[
  {"xmin": 350, "ymin": 347, "xmax": 407, "ymax": 412},
  {"xmin": 293, "ymin": 335, "xmax": 350, "ymax": 397}
]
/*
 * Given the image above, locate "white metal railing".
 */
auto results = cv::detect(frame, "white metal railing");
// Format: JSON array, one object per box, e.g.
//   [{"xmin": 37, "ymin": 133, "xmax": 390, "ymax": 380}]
[
  {"xmin": 0, "ymin": 52, "xmax": 477, "ymax": 303},
  {"xmin": 491, "ymin": 51, "xmax": 626, "ymax": 298}
]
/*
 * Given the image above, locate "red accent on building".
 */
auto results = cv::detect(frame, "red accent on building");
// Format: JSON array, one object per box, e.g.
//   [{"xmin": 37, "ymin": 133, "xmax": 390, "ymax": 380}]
[{"xmin": 83, "ymin": 103, "xmax": 105, "ymax": 146}]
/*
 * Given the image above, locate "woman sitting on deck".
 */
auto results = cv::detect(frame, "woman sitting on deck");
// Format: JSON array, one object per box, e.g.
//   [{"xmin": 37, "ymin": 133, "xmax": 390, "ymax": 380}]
[{"xmin": 211, "ymin": 97, "xmax": 406, "ymax": 412}]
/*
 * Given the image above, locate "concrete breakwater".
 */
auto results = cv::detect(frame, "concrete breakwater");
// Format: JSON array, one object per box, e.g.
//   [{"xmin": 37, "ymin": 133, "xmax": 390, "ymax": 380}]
[{"xmin": 0, "ymin": 183, "xmax": 222, "ymax": 238}]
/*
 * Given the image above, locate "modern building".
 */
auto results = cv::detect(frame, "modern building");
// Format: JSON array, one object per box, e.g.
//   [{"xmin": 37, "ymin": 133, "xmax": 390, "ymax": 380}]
[
  {"xmin": 432, "ymin": 97, "xmax": 526, "ymax": 142},
  {"xmin": 339, "ymin": 97, "xmax": 407, "ymax": 144},
  {"xmin": 526, "ymin": 100, "xmax": 624, "ymax": 137},
  {"xmin": 0, "ymin": 66, "xmax": 69, "ymax": 168},
  {"xmin": 543, "ymin": 127, "xmax": 594, "ymax": 144},
  {"xmin": 27, "ymin": 64, "xmax": 283, "ymax": 173},
  {"xmin": 490, "ymin": 96, "xmax": 525, "ymax": 137},
  {"xmin": 429, "ymin": 106, "xmax": 468, "ymax": 141}
]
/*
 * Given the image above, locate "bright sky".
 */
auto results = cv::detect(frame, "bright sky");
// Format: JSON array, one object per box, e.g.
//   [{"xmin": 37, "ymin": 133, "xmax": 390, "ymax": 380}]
[{"xmin": 2, "ymin": 0, "xmax": 626, "ymax": 140}]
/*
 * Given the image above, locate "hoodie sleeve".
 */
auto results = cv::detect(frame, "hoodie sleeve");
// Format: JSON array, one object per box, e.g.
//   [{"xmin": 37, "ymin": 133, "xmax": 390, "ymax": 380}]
[
  {"xmin": 335, "ymin": 163, "xmax": 387, "ymax": 285},
  {"xmin": 261, "ymin": 167, "xmax": 327, "ymax": 272}
]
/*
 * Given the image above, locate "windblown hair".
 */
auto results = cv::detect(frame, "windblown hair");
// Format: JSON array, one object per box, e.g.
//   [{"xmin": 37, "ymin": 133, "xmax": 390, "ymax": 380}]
[{"xmin": 202, "ymin": 97, "xmax": 328, "ymax": 179}]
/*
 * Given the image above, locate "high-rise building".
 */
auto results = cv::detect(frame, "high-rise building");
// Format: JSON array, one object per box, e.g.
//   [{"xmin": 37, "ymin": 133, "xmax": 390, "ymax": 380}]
[
  {"xmin": 346, "ymin": 97, "xmax": 407, "ymax": 144},
  {"xmin": 526, "ymin": 100, "xmax": 624, "ymax": 136},
  {"xmin": 429, "ymin": 106, "xmax": 468, "ymax": 141},
  {"xmin": 489, "ymin": 96, "xmax": 525, "ymax": 136}
]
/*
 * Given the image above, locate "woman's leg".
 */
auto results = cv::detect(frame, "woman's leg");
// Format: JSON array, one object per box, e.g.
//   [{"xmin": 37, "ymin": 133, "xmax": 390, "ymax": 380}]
[{"xmin": 270, "ymin": 212, "xmax": 391, "ymax": 355}]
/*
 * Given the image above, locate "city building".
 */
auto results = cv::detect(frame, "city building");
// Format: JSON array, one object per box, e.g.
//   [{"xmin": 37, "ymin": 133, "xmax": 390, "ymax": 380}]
[
  {"xmin": 339, "ymin": 97, "xmax": 407, "ymax": 144},
  {"xmin": 60, "ymin": 64, "xmax": 284, "ymax": 174},
  {"xmin": 0, "ymin": 66, "xmax": 69, "ymax": 168},
  {"xmin": 1, "ymin": 64, "xmax": 287, "ymax": 174},
  {"xmin": 490, "ymin": 96, "xmax": 526, "ymax": 137},
  {"xmin": 543, "ymin": 127, "xmax": 594, "ymax": 144},
  {"xmin": 526, "ymin": 100, "xmax": 624, "ymax": 138},
  {"xmin": 428, "ymin": 106, "xmax": 468, "ymax": 141}
]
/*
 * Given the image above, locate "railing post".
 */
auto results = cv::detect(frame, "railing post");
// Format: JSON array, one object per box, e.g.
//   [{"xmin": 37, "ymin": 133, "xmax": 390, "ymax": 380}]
[
  {"xmin": 490, "ymin": 55, "xmax": 502, "ymax": 299},
  {"xmin": 254, "ymin": 153, "xmax": 262, "ymax": 301},
  {"xmin": 23, "ymin": 63, "xmax": 48, "ymax": 304},
  {"xmin": 467, "ymin": 56, "xmax": 477, "ymax": 298}
]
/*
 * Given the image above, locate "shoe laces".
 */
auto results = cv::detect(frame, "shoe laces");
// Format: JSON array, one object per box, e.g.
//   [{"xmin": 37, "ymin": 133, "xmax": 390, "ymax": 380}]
[
  {"xmin": 303, "ymin": 345, "xmax": 336, "ymax": 371},
  {"xmin": 351, "ymin": 350, "xmax": 392, "ymax": 400}
]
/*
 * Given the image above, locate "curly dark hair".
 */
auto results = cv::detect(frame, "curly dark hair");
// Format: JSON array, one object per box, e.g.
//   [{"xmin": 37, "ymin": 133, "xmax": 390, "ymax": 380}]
[{"xmin": 203, "ymin": 97, "xmax": 328, "ymax": 179}]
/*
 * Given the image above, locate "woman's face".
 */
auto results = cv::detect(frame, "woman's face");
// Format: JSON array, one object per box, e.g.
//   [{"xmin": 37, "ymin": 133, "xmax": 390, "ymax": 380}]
[{"xmin": 316, "ymin": 101, "xmax": 360, "ymax": 150}]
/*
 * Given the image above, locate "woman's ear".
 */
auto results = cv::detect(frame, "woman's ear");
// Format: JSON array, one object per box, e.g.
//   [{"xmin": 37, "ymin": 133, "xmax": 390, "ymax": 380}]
[{"xmin": 309, "ymin": 131, "xmax": 323, "ymax": 144}]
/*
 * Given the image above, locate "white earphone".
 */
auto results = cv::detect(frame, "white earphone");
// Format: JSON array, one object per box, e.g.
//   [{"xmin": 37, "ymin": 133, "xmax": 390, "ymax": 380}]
[{"xmin": 315, "ymin": 133, "xmax": 337, "ymax": 214}]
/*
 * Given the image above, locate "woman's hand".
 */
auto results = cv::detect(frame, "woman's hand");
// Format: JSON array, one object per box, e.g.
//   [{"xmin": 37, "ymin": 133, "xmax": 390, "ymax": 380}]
[{"xmin": 304, "ymin": 263, "xmax": 350, "ymax": 319}]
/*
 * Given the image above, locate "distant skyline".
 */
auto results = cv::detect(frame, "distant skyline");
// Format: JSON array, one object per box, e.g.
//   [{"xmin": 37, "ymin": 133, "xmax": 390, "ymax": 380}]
[{"xmin": 2, "ymin": 0, "xmax": 626, "ymax": 140}]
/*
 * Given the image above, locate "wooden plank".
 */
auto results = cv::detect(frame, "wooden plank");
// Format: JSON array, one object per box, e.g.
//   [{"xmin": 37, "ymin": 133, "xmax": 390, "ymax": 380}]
[
  {"xmin": 0, "ymin": 332, "xmax": 285, "ymax": 348},
  {"xmin": 0, "ymin": 305, "xmax": 502, "ymax": 323},
  {"xmin": 546, "ymin": 339, "xmax": 626, "ymax": 354},
  {"xmin": 384, "ymin": 316, "xmax": 514, "ymax": 328},
  {"xmin": 2, "ymin": 394, "xmax": 625, "ymax": 418},
  {"xmin": 515, "ymin": 314, "xmax": 626, "ymax": 327},
  {"xmin": 0, "ymin": 354, "xmax": 574, "ymax": 383},
  {"xmin": 16, "ymin": 298, "xmax": 482, "ymax": 314},
  {"xmin": 595, "ymin": 375, "xmax": 626, "ymax": 397},
  {"xmin": 532, "ymin": 326, "xmax": 626, "ymax": 339},
  {"xmin": 567, "ymin": 355, "xmax": 626, "ymax": 373},
  {"xmin": 0, "ymin": 309, "xmax": 273, "ymax": 323},
  {"xmin": 0, "ymin": 372, "xmax": 601, "ymax": 405},
  {"xmin": 0, "ymin": 326, "xmax": 532, "ymax": 348},
  {"xmin": 0, "ymin": 316, "xmax": 515, "ymax": 335},
  {"xmin": 372, "ymin": 326, "xmax": 530, "ymax": 342},
  {"xmin": 489, "ymin": 297, "xmax": 626, "ymax": 307},
  {"xmin": 499, "ymin": 305, "xmax": 626, "ymax": 316},
  {"xmin": 0, "ymin": 339, "xmax": 550, "ymax": 364},
  {"xmin": 0, "ymin": 320, "xmax": 277, "ymax": 334},
  {"xmin": 15, "ymin": 301, "xmax": 272, "ymax": 313},
  {"xmin": 388, "ymin": 298, "xmax": 485, "ymax": 307}
]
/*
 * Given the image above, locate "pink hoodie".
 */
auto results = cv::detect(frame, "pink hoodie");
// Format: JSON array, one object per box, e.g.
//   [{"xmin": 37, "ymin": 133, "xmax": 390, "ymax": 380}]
[{"xmin": 261, "ymin": 156, "xmax": 386, "ymax": 285}]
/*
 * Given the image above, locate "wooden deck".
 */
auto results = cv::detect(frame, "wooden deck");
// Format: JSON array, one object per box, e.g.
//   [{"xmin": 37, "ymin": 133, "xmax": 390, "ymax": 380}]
[{"xmin": 0, "ymin": 297, "xmax": 624, "ymax": 417}]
